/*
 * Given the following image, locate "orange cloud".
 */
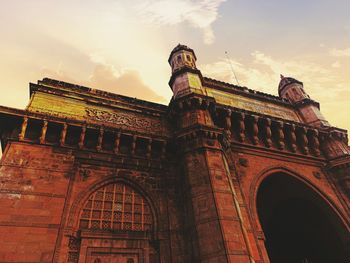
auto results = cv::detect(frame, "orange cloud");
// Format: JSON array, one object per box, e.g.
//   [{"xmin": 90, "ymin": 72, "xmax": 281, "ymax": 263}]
[
  {"xmin": 200, "ymin": 51, "xmax": 350, "ymax": 133},
  {"xmin": 137, "ymin": 0, "xmax": 226, "ymax": 44},
  {"xmin": 88, "ymin": 65, "xmax": 167, "ymax": 103},
  {"xmin": 330, "ymin": 47, "xmax": 350, "ymax": 57},
  {"xmin": 41, "ymin": 64, "xmax": 167, "ymax": 104}
]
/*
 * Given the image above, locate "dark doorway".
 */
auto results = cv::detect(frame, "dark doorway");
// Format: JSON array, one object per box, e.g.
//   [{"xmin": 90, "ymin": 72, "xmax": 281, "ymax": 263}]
[{"xmin": 257, "ymin": 173, "xmax": 349, "ymax": 263}]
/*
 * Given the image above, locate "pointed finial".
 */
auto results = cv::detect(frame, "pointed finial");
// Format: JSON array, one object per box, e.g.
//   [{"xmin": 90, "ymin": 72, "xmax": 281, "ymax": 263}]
[{"xmin": 280, "ymin": 74, "xmax": 285, "ymax": 79}]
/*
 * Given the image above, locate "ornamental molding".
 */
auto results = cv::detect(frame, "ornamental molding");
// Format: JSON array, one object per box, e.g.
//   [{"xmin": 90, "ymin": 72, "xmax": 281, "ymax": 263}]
[{"xmin": 85, "ymin": 108, "xmax": 163, "ymax": 133}]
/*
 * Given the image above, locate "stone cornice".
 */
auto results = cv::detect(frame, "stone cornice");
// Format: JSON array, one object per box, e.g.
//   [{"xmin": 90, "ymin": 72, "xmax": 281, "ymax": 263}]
[
  {"xmin": 231, "ymin": 141, "xmax": 326, "ymax": 165},
  {"xmin": 327, "ymin": 155, "xmax": 350, "ymax": 169},
  {"xmin": 294, "ymin": 98, "xmax": 320, "ymax": 109}
]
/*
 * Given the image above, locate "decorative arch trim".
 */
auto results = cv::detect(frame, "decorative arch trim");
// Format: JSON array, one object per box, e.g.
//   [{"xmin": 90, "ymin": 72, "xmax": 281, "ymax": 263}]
[
  {"xmin": 79, "ymin": 182, "xmax": 153, "ymax": 232},
  {"xmin": 66, "ymin": 175, "xmax": 159, "ymax": 238}
]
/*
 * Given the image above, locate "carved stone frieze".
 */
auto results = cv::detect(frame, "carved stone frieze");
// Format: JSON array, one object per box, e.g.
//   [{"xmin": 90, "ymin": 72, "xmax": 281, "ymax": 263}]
[{"xmin": 85, "ymin": 108, "xmax": 163, "ymax": 134}]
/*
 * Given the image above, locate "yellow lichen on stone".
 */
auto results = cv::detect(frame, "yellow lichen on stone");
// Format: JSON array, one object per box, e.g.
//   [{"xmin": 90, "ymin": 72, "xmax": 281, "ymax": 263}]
[
  {"xmin": 204, "ymin": 88, "xmax": 301, "ymax": 121},
  {"xmin": 27, "ymin": 92, "xmax": 87, "ymax": 119},
  {"xmin": 188, "ymin": 73, "xmax": 202, "ymax": 90}
]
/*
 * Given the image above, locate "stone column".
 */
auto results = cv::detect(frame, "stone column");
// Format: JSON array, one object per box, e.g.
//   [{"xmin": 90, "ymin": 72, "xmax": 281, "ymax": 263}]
[{"xmin": 175, "ymin": 96, "xmax": 255, "ymax": 263}]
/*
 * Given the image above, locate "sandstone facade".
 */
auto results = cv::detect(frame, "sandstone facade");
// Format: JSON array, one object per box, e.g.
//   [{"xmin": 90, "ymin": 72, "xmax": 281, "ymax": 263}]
[{"xmin": 0, "ymin": 44, "xmax": 349, "ymax": 262}]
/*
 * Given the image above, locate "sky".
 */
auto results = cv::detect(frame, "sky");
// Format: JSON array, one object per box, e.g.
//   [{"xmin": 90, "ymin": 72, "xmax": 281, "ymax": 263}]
[{"xmin": 0, "ymin": 0, "xmax": 350, "ymax": 132}]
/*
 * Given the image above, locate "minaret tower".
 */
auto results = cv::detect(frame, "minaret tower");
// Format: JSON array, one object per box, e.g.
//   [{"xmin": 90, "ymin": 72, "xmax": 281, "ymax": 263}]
[
  {"xmin": 279, "ymin": 75, "xmax": 350, "ymax": 201},
  {"xmin": 168, "ymin": 44, "xmax": 256, "ymax": 262},
  {"xmin": 168, "ymin": 44, "xmax": 204, "ymax": 98},
  {"xmin": 278, "ymin": 75, "xmax": 330, "ymax": 127}
]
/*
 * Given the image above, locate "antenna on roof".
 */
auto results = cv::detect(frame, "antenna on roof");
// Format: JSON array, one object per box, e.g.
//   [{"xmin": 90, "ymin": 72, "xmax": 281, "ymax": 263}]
[{"xmin": 225, "ymin": 51, "xmax": 240, "ymax": 86}]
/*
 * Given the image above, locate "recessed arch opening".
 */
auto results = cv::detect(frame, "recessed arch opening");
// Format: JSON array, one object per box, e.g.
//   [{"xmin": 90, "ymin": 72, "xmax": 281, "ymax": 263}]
[
  {"xmin": 79, "ymin": 182, "xmax": 154, "ymax": 232},
  {"xmin": 67, "ymin": 179, "xmax": 160, "ymax": 263},
  {"xmin": 257, "ymin": 173, "xmax": 349, "ymax": 263}
]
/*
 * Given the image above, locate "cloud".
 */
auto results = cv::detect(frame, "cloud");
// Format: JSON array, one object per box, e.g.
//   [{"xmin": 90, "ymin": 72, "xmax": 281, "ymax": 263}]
[
  {"xmin": 200, "ymin": 58, "xmax": 275, "ymax": 92},
  {"xmin": 0, "ymin": 23, "xmax": 169, "ymax": 108},
  {"xmin": 200, "ymin": 52, "xmax": 350, "ymax": 132},
  {"xmin": 136, "ymin": 0, "xmax": 226, "ymax": 44},
  {"xmin": 201, "ymin": 51, "xmax": 336, "ymax": 94},
  {"xmin": 331, "ymin": 61, "xmax": 341, "ymax": 68},
  {"xmin": 329, "ymin": 47, "xmax": 350, "ymax": 57},
  {"xmin": 87, "ymin": 65, "xmax": 167, "ymax": 103},
  {"xmin": 41, "ymin": 64, "xmax": 166, "ymax": 104}
]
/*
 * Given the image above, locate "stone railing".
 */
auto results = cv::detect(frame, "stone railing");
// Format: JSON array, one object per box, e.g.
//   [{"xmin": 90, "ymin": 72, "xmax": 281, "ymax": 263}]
[
  {"xmin": 11, "ymin": 113, "xmax": 168, "ymax": 161},
  {"xmin": 214, "ymin": 106, "xmax": 348, "ymax": 158}
]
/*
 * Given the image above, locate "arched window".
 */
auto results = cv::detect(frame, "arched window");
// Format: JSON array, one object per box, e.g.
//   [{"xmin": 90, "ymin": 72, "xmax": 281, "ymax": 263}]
[
  {"xmin": 79, "ymin": 182, "xmax": 153, "ymax": 232},
  {"xmin": 177, "ymin": 55, "xmax": 182, "ymax": 63}
]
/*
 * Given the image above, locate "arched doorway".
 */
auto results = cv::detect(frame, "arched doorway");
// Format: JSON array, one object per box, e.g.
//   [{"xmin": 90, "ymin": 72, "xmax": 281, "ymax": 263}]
[
  {"xmin": 67, "ymin": 180, "xmax": 159, "ymax": 263},
  {"xmin": 256, "ymin": 173, "xmax": 349, "ymax": 263}
]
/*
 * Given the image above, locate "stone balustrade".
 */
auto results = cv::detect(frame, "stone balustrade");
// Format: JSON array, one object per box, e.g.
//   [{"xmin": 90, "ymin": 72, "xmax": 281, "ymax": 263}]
[
  {"xmin": 169, "ymin": 94, "xmax": 348, "ymax": 158},
  {"xmin": 15, "ymin": 115, "xmax": 168, "ymax": 160},
  {"xmin": 3, "ymin": 94, "xmax": 348, "ymax": 161},
  {"xmin": 215, "ymin": 106, "xmax": 347, "ymax": 158}
]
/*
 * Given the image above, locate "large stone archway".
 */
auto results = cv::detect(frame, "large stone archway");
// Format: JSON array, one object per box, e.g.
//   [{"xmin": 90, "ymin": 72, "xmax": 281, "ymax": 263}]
[{"xmin": 256, "ymin": 173, "xmax": 350, "ymax": 263}]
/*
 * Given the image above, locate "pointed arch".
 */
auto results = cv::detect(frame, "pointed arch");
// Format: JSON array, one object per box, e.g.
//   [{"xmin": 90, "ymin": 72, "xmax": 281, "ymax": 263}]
[
  {"xmin": 249, "ymin": 166, "xmax": 350, "ymax": 262},
  {"xmin": 249, "ymin": 166, "xmax": 350, "ymax": 233}
]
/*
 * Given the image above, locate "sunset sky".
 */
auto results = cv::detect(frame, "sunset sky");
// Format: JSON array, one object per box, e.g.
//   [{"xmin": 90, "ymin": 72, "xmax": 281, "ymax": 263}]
[{"xmin": 1, "ymin": 0, "xmax": 350, "ymax": 132}]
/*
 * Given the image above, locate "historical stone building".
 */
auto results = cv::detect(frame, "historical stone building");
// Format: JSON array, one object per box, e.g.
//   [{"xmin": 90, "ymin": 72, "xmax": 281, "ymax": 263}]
[{"xmin": 0, "ymin": 44, "xmax": 349, "ymax": 262}]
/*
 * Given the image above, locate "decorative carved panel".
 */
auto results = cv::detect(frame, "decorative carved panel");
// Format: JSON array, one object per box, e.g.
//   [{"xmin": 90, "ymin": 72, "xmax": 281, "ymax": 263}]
[
  {"xmin": 79, "ymin": 182, "xmax": 153, "ymax": 232},
  {"xmin": 85, "ymin": 109, "xmax": 163, "ymax": 134}
]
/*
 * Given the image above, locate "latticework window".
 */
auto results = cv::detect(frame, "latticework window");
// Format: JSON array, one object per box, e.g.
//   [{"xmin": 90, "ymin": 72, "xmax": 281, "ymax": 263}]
[{"xmin": 79, "ymin": 182, "xmax": 153, "ymax": 232}]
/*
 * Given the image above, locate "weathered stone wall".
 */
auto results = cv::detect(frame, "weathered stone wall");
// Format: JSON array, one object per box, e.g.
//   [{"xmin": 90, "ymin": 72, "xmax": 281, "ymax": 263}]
[
  {"xmin": 0, "ymin": 69, "xmax": 349, "ymax": 262},
  {"xmin": 0, "ymin": 141, "xmax": 187, "ymax": 263},
  {"xmin": 0, "ymin": 142, "xmax": 74, "ymax": 262}
]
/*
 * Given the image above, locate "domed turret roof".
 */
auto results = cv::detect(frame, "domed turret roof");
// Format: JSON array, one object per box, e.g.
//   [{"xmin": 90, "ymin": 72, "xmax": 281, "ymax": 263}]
[
  {"xmin": 278, "ymin": 74, "xmax": 303, "ymax": 96},
  {"xmin": 168, "ymin": 44, "xmax": 197, "ymax": 63}
]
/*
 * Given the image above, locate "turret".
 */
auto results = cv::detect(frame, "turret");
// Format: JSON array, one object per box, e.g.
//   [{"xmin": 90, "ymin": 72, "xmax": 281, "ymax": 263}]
[
  {"xmin": 168, "ymin": 44, "xmax": 204, "ymax": 98},
  {"xmin": 168, "ymin": 44, "xmax": 197, "ymax": 73},
  {"xmin": 278, "ymin": 75, "xmax": 330, "ymax": 127},
  {"xmin": 278, "ymin": 75, "xmax": 309, "ymax": 103}
]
